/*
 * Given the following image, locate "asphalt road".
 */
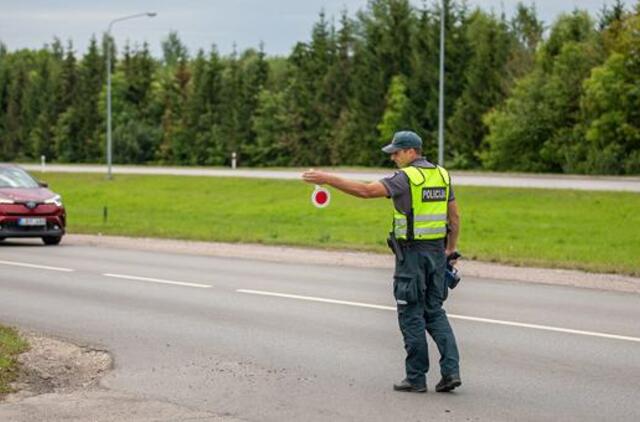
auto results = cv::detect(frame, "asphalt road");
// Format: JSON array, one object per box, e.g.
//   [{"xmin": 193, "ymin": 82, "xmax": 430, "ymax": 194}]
[
  {"xmin": 20, "ymin": 163, "xmax": 640, "ymax": 192},
  {"xmin": 1, "ymin": 241, "xmax": 640, "ymax": 421}
]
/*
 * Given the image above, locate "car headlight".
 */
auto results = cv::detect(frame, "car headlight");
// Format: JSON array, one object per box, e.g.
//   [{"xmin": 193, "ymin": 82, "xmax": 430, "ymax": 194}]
[
  {"xmin": 45, "ymin": 195, "xmax": 63, "ymax": 207},
  {"xmin": 0, "ymin": 198, "xmax": 15, "ymax": 204}
]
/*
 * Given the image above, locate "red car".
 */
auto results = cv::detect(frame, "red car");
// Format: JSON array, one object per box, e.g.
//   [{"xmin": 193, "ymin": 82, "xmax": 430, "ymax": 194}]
[{"xmin": 0, "ymin": 164, "xmax": 66, "ymax": 245}]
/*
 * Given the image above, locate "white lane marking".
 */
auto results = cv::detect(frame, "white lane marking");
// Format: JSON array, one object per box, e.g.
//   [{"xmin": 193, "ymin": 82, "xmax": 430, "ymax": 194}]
[
  {"xmin": 0, "ymin": 259, "xmax": 74, "ymax": 272},
  {"xmin": 449, "ymin": 315, "xmax": 640, "ymax": 343},
  {"xmin": 103, "ymin": 273, "xmax": 211, "ymax": 289},
  {"xmin": 237, "ymin": 289, "xmax": 394, "ymax": 311},
  {"xmin": 237, "ymin": 289, "xmax": 640, "ymax": 344}
]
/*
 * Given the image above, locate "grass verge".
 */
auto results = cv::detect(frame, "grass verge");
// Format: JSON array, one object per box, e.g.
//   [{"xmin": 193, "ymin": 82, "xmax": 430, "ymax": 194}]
[
  {"xmin": 38, "ymin": 172, "xmax": 640, "ymax": 276},
  {"xmin": 0, "ymin": 325, "xmax": 28, "ymax": 398}
]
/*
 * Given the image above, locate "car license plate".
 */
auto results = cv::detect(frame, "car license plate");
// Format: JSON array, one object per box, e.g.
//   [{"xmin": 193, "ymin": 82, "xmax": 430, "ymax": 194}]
[{"xmin": 18, "ymin": 217, "xmax": 46, "ymax": 226}]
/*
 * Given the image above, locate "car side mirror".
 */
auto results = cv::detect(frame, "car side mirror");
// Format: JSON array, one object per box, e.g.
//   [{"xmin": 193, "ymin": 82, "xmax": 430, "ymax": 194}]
[{"xmin": 38, "ymin": 181, "xmax": 49, "ymax": 188}]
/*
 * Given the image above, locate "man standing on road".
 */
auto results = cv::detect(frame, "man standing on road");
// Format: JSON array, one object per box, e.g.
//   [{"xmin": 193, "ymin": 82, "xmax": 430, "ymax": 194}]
[{"xmin": 302, "ymin": 130, "xmax": 461, "ymax": 393}]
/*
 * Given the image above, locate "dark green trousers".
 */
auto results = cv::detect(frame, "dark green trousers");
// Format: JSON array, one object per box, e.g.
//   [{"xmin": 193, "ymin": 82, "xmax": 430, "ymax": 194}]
[{"xmin": 393, "ymin": 245, "xmax": 460, "ymax": 388}]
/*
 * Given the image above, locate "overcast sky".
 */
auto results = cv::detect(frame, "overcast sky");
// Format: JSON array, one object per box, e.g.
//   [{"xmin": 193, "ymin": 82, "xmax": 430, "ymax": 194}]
[{"xmin": 0, "ymin": 0, "xmax": 635, "ymax": 57}]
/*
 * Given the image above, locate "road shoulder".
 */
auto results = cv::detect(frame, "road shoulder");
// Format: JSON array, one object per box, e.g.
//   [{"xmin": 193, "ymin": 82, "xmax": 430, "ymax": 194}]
[{"xmin": 0, "ymin": 330, "xmax": 229, "ymax": 422}]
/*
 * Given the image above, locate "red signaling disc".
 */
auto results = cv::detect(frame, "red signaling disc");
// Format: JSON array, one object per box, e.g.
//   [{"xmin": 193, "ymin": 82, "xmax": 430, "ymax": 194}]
[{"xmin": 311, "ymin": 186, "xmax": 330, "ymax": 208}]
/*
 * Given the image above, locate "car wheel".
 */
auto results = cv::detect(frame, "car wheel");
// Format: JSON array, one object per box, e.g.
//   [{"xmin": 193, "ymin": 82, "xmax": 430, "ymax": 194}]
[{"xmin": 42, "ymin": 236, "xmax": 62, "ymax": 246}]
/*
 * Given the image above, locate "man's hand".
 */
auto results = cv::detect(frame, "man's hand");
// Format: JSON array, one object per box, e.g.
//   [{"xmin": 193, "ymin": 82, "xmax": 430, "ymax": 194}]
[
  {"xmin": 446, "ymin": 249, "xmax": 461, "ymax": 266},
  {"xmin": 302, "ymin": 169, "xmax": 330, "ymax": 185}
]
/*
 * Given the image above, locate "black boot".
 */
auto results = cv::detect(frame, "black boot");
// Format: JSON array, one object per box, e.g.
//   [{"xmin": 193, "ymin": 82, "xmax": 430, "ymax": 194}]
[
  {"xmin": 435, "ymin": 374, "xmax": 461, "ymax": 392},
  {"xmin": 393, "ymin": 379, "xmax": 427, "ymax": 393}
]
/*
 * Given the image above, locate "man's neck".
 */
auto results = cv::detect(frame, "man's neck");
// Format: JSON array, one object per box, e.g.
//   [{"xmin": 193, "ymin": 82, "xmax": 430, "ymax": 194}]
[{"xmin": 405, "ymin": 156, "xmax": 424, "ymax": 166}]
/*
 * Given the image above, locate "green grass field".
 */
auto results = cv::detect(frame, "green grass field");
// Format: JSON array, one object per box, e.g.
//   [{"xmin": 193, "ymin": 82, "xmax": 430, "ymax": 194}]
[
  {"xmin": 39, "ymin": 172, "xmax": 640, "ymax": 275},
  {"xmin": 0, "ymin": 325, "xmax": 28, "ymax": 398}
]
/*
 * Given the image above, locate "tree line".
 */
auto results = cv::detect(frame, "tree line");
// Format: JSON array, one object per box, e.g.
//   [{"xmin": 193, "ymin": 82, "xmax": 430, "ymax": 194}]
[{"xmin": 0, "ymin": 0, "xmax": 638, "ymax": 174}]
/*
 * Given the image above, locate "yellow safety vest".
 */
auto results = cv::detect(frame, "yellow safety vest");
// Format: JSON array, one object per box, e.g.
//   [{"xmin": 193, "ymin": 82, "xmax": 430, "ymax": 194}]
[{"xmin": 393, "ymin": 166, "xmax": 450, "ymax": 240}]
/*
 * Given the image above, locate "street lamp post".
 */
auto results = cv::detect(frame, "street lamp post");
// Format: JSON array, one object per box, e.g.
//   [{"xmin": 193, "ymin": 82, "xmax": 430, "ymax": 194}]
[
  {"xmin": 438, "ymin": 1, "xmax": 445, "ymax": 166},
  {"xmin": 106, "ymin": 12, "xmax": 157, "ymax": 180}
]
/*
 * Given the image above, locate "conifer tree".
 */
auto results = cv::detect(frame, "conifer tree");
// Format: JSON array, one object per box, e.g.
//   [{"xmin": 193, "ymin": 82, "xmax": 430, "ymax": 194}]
[
  {"xmin": 239, "ymin": 44, "xmax": 269, "ymax": 164},
  {"xmin": 378, "ymin": 75, "xmax": 412, "ymax": 142},
  {"xmin": 220, "ymin": 45, "xmax": 242, "ymax": 163},
  {"xmin": 155, "ymin": 32, "xmax": 191, "ymax": 162},
  {"xmin": 75, "ymin": 36, "xmax": 105, "ymax": 161},
  {"xmin": 52, "ymin": 41, "xmax": 80, "ymax": 161},
  {"xmin": 252, "ymin": 89, "xmax": 290, "ymax": 165},
  {"xmin": 162, "ymin": 31, "xmax": 189, "ymax": 67},
  {"xmin": 2, "ymin": 55, "xmax": 29, "ymax": 159},
  {"xmin": 327, "ymin": 10, "xmax": 356, "ymax": 164},
  {"xmin": 448, "ymin": 10, "xmax": 512, "ymax": 168},
  {"xmin": 28, "ymin": 50, "xmax": 59, "ymax": 160}
]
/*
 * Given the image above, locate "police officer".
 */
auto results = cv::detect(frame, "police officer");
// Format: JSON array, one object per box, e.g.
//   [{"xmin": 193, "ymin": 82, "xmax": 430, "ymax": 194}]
[{"xmin": 302, "ymin": 130, "xmax": 461, "ymax": 393}]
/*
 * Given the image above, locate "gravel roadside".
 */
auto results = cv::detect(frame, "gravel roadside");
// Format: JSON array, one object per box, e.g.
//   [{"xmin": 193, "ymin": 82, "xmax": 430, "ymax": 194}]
[{"xmin": 0, "ymin": 331, "xmax": 235, "ymax": 421}]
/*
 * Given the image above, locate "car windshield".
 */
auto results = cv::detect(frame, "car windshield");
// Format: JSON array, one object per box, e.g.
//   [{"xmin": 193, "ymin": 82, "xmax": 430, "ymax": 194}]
[{"xmin": 0, "ymin": 167, "xmax": 40, "ymax": 188}]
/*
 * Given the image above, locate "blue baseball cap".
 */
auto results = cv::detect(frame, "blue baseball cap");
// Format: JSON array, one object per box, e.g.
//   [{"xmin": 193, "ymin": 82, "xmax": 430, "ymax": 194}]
[{"xmin": 381, "ymin": 131, "xmax": 423, "ymax": 154}]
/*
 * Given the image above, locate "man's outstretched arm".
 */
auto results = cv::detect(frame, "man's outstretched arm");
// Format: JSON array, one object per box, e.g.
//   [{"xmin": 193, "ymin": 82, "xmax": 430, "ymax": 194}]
[{"xmin": 302, "ymin": 170, "xmax": 388, "ymax": 199}]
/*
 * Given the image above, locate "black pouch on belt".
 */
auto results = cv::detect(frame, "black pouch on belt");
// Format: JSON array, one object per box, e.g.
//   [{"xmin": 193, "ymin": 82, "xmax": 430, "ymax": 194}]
[{"xmin": 387, "ymin": 232, "xmax": 404, "ymax": 263}]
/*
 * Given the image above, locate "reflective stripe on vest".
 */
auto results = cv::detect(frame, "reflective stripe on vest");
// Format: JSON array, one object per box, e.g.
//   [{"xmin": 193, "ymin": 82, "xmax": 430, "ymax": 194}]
[
  {"xmin": 393, "ymin": 166, "xmax": 450, "ymax": 240},
  {"xmin": 394, "ymin": 214, "xmax": 447, "ymax": 225}
]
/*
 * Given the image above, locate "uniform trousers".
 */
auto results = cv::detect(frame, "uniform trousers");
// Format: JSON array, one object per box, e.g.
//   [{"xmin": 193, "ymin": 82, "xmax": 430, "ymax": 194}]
[{"xmin": 393, "ymin": 244, "xmax": 460, "ymax": 387}]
